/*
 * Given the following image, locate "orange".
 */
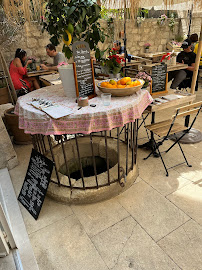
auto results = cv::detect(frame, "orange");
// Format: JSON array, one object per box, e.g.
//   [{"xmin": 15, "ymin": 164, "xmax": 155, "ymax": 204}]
[
  {"xmin": 117, "ymin": 85, "xmax": 125, "ymax": 88},
  {"xmin": 133, "ymin": 80, "xmax": 141, "ymax": 86},
  {"xmin": 109, "ymin": 79, "xmax": 116, "ymax": 85},
  {"xmin": 117, "ymin": 80, "xmax": 121, "ymax": 85},
  {"xmin": 133, "ymin": 81, "xmax": 138, "ymax": 86},
  {"xmin": 126, "ymin": 81, "xmax": 132, "ymax": 85},
  {"xmin": 106, "ymin": 84, "xmax": 115, "ymax": 88},
  {"xmin": 120, "ymin": 78, "xmax": 127, "ymax": 85},
  {"xmin": 125, "ymin": 77, "xmax": 131, "ymax": 83},
  {"xmin": 100, "ymin": 82, "xmax": 108, "ymax": 87}
]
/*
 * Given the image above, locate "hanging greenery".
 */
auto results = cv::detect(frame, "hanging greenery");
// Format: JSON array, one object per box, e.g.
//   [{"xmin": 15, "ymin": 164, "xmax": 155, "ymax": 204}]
[
  {"xmin": 43, "ymin": 0, "xmax": 107, "ymax": 60},
  {"xmin": 106, "ymin": 17, "xmax": 114, "ymax": 43},
  {"xmin": 168, "ymin": 14, "xmax": 176, "ymax": 32}
]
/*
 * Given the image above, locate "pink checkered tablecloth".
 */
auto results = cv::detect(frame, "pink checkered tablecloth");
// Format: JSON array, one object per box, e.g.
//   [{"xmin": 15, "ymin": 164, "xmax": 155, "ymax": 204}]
[{"xmin": 14, "ymin": 85, "xmax": 153, "ymax": 135}]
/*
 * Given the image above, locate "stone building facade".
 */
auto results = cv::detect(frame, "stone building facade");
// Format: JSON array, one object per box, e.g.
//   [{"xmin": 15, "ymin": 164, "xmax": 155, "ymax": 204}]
[{"xmin": 1, "ymin": 15, "xmax": 201, "ymax": 65}]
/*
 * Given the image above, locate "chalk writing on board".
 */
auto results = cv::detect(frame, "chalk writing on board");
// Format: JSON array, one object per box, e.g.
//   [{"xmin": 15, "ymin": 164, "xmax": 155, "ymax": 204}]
[
  {"xmin": 72, "ymin": 41, "xmax": 95, "ymax": 98},
  {"xmin": 152, "ymin": 63, "xmax": 167, "ymax": 93},
  {"xmin": 18, "ymin": 149, "xmax": 53, "ymax": 220}
]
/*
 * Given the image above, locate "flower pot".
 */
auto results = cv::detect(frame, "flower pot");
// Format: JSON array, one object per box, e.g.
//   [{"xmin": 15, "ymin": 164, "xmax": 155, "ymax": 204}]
[
  {"xmin": 58, "ymin": 64, "xmax": 77, "ymax": 98},
  {"xmin": 109, "ymin": 73, "xmax": 121, "ymax": 79},
  {"xmin": 4, "ymin": 108, "xmax": 32, "ymax": 145},
  {"xmin": 0, "ymin": 87, "xmax": 11, "ymax": 105},
  {"xmin": 170, "ymin": 56, "xmax": 177, "ymax": 65},
  {"xmin": 145, "ymin": 48, "xmax": 149, "ymax": 53}
]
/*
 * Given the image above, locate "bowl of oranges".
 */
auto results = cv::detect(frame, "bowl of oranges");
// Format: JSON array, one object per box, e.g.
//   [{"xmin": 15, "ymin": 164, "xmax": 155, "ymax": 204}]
[{"xmin": 97, "ymin": 77, "xmax": 144, "ymax": 97}]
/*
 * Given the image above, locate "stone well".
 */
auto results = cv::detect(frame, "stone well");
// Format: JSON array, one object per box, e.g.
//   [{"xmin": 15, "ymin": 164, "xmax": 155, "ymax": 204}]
[{"xmin": 32, "ymin": 125, "xmax": 138, "ymax": 205}]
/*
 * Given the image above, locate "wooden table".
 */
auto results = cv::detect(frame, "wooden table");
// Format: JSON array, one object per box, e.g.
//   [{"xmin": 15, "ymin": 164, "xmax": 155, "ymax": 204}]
[
  {"xmin": 39, "ymin": 74, "xmax": 61, "ymax": 86},
  {"xmin": 139, "ymin": 52, "xmax": 167, "ymax": 62},
  {"xmin": 146, "ymin": 90, "xmax": 196, "ymax": 113},
  {"xmin": 142, "ymin": 63, "xmax": 188, "ymax": 74},
  {"xmin": 125, "ymin": 60, "xmax": 142, "ymax": 70},
  {"xmin": 139, "ymin": 90, "xmax": 196, "ymax": 155},
  {"xmin": 27, "ymin": 70, "xmax": 57, "ymax": 78}
]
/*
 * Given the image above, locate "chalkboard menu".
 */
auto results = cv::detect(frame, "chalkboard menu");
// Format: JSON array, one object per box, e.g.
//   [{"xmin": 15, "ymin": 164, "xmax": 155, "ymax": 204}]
[
  {"xmin": 72, "ymin": 41, "xmax": 96, "ymax": 98},
  {"xmin": 151, "ymin": 63, "xmax": 168, "ymax": 94},
  {"xmin": 18, "ymin": 149, "xmax": 53, "ymax": 220}
]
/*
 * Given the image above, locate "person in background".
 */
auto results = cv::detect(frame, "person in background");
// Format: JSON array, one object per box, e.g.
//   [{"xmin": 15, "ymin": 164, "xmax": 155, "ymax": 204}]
[
  {"xmin": 113, "ymin": 40, "xmax": 133, "ymax": 62},
  {"xmin": 168, "ymin": 39, "xmax": 196, "ymax": 89},
  {"xmin": 190, "ymin": 33, "xmax": 198, "ymax": 51},
  {"xmin": 9, "ymin": 48, "xmax": 40, "ymax": 91},
  {"xmin": 113, "ymin": 40, "xmax": 125, "ymax": 57},
  {"xmin": 194, "ymin": 42, "xmax": 202, "ymax": 70},
  {"xmin": 41, "ymin": 44, "xmax": 67, "ymax": 71}
]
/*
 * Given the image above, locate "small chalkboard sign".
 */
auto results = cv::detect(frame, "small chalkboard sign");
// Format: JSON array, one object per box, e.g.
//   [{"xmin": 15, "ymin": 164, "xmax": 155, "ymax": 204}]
[
  {"xmin": 72, "ymin": 41, "xmax": 96, "ymax": 99},
  {"xmin": 18, "ymin": 149, "xmax": 53, "ymax": 220},
  {"xmin": 150, "ymin": 63, "xmax": 168, "ymax": 95}
]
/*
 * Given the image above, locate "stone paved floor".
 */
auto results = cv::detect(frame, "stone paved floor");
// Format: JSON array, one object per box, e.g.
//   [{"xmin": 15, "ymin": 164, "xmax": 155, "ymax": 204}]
[{"xmin": 9, "ymin": 83, "xmax": 202, "ymax": 270}]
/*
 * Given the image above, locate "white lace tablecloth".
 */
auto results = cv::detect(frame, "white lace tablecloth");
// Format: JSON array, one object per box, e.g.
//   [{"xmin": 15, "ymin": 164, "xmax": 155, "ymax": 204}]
[{"xmin": 15, "ymin": 85, "xmax": 153, "ymax": 135}]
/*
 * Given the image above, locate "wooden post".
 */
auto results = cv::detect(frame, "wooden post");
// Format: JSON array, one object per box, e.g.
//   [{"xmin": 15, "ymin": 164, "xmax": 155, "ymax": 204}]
[
  {"xmin": 191, "ymin": 23, "xmax": 202, "ymax": 94},
  {"xmin": 73, "ymin": 62, "xmax": 79, "ymax": 97},
  {"xmin": 0, "ymin": 51, "xmax": 17, "ymax": 104}
]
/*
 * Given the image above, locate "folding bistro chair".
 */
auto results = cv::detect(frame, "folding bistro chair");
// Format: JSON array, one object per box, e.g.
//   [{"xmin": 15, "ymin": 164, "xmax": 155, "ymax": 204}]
[{"xmin": 143, "ymin": 101, "xmax": 202, "ymax": 176}]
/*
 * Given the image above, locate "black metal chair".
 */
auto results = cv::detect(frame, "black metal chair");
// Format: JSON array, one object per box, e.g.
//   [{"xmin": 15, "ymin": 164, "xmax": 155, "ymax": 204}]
[
  {"xmin": 178, "ymin": 75, "xmax": 198, "ymax": 92},
  {"xmin": 16, "ymin": 79, "xmax": 30, "ymax": 97},
  {"xmin": 143, "ymin": 101, "xmax": 202, "ymax": 176}
]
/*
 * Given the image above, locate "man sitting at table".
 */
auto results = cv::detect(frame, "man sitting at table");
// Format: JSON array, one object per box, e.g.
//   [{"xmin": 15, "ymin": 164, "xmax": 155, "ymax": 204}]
[
  {"xmin": 168, "ymin": 39, "xmax": 196, "ymax": 89},
  {"xmin": 40, "ymin": 44, "xmax": 67, "ymax": 71},
  {"xmin": 113, "ymin": 40, "xmax": 125, "ymax": 57},
  {"xmin": 113, "ymin": 40, "xmax": 133, "ymax": 62}
]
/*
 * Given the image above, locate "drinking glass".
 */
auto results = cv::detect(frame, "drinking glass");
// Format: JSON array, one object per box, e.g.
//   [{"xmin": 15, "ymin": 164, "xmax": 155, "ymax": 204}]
[{"xmin": 101, "ymin": 93, "xmax": 111, "ymax": 106}]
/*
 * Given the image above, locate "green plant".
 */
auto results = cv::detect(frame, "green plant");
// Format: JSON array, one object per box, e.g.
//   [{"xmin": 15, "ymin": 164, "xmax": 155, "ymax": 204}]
[
  {"xmin": 102, "ymin": 48, "xmax": 125, "ymax": 75},
  {"xmin": 157, "ymin": 14, "xmax": 167, "ymax": 26},
  {"xmin": 175, "ymin": 35, "xmax": 184, "ymax": 42},
  {"xmin": 168, "ymin": 13, "xmax": 176, "ymax": 32},
  {"xmin": 43, "ymin": 0, "xmax": 106, "ymax": 60},
  {"xmin": 100, "ymin": 6, "xmax": 124, "ymax": 20},
  {"xmin": 137, "ymin": 8, "xmax": 149, "ymax": 18},
  {"xmin": 136, "ymin": 16, "xmax": 145, "ymax": 26},
  {"xmin": 107, "ymin": 17, "xmax": 114, "ymax": 43}
]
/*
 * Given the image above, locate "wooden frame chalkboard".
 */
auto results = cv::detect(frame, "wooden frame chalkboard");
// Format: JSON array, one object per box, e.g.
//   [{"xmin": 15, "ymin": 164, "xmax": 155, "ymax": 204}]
[
  {"xmin": 18, "ymin": 149, "xmax": 53, "ymax": 220},
  {"xmin": 72, "ymin": 41, "xmax": 96, "ymax": 99},
  {"xmin": 150, "ymin": 63, "xmax": 168, "ymax": 96}
]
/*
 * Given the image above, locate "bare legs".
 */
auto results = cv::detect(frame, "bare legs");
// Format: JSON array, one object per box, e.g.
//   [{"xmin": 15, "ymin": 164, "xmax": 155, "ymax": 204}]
[{"xmin": 27, "ymin": 77, "xmax": 40, "ymax": 90}]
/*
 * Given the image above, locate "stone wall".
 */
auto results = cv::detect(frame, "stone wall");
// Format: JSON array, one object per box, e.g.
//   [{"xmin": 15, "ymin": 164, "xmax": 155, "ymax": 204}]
[
  {"xmin": 0, "ymin": 116, "xmax": 18, "ymax": 170},
  {"xmin": 1, "ymin": 16, "xmax": 201, "ymax": 65},
  {"xmin": 1, "ymin": 22, "xmax": 64, "ymax": 65}
]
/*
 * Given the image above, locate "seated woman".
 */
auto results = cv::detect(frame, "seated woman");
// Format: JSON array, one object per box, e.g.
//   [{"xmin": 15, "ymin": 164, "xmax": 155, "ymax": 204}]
[{"xmin": 9, "ymin": 48, "xmax": 40, "ymax": 91}]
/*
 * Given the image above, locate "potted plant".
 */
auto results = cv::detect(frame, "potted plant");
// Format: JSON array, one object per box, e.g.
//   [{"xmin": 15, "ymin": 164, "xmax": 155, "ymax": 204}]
[
  {"xmin": 157, "ymin": 14, "xmax": 167, "ymax": 26},
  {"xmin": 135, "ymin": 72, "xmax": 152, "ymax": 88},
  {"xmin": 102, "ymin": 48, "xmax": 125, "ymax": 78},
  {"xmin": 170, "ymin": 51, "xmax": 177, "ymax": 65},
  {"xmin": 144, "ymin": 43, "xmax": 151, "ymax": 53},
  {"xmin": 137, "ymin": 16, "xmax": 145, "ymax": 27},
  {"xmin": 43, "ymin": 0, "xmax": 106, "ymax": 61}
]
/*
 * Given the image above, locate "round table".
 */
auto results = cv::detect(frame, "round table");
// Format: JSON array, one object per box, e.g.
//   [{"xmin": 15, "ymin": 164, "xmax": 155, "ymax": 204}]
[
  {"xmin": 15, "ymin": 85, "xmax": 153, "ymax": 135},
  {"xmin": 15, "ymin": 85, "xmax": 153, "ymax": 203}
]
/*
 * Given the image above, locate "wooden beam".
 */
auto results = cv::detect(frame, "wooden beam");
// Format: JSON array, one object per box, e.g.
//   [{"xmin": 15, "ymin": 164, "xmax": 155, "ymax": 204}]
[{"xmin": 191, "ymin": 23, "xmax": 202, "ymax": 94}]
